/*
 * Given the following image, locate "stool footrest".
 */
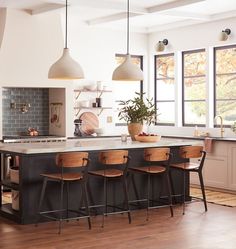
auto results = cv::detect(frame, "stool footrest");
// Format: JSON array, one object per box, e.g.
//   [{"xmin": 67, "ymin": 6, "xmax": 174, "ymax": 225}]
[
  {"xmin": 39, "ymin": 209, "xmax": 66, "ymax": 215},
  {"xmin": 148, "ymin": 204, "xmax": 172, "ymax": 210},
  {"xmin": 129, "ymin": 199, "xmax": 147, "ymax": 203},
  {"xmin": 40, "ymin": 212, "xmax": 90, "ymax": 222},
  {"xmin": 104, "ymin": 210, "xmax": 130, "ymax": 216},
  {"xmin": 39, "ymin": 208, "xmax": 90, "ymax": 221}
]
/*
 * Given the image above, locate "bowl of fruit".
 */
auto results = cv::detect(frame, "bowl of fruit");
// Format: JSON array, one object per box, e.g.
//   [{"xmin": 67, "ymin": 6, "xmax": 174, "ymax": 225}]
[{"xmin": 135, "ymin": 132, "xmax": 161, "ymax": 142}]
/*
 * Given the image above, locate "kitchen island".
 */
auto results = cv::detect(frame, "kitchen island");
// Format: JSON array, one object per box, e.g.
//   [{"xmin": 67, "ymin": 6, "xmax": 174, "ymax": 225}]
[{"xmin": 0, "ymin": 138, "xmax": 198, "ymax": 224}]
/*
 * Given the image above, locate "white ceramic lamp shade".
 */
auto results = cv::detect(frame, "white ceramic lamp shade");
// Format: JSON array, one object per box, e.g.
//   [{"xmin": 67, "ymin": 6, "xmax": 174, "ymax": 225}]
[
  {"xmin": 112, "ymin": 54, "xmax": 144, "ymax": 81},
  {"xmin": 48, "ymin": 0, "xmax": 84, "ymax": 80},
  {"xmin": 48, "ymin": 48, "xmax": 84, "ymax": 79},
  {"xmin": 112, "ymin": 0, "xmax": 144, "ymax": 81}
]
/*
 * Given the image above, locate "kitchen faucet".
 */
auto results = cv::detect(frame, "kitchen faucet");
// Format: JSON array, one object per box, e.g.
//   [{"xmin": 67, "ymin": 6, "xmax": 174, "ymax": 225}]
[{"xmin": 214, "ymin": 115, "xmax": 224, "ymax": 137}]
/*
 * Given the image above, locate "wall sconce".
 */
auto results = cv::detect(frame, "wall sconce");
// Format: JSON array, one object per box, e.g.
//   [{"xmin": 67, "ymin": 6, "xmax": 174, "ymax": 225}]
[
  {"xmin": 10, "ymin": 102, "xmax": 31, "ymax": 113},
  {"xmin": 155, "ymin": 39, "xmax": 168, "ymax": 52},
  {"xmin": 219, "ymin": 28, "xmax": 231, "ymax": 41}
]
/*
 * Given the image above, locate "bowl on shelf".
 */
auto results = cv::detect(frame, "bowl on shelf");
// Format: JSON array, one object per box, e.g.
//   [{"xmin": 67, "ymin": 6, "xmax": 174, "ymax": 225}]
[
  {"xmin": 134, "ymin": 134, "xmax": 161, "ymax": 142},
  {"xmin": 94, "ymin": 127, "xmax": 105, "ymax": 136},
  {"xmin": 79, "ymin": 100, "xmax": 90, "ymax": 108},
  {"xmin": 85, "ymin": 84, "xmax": 97, "ymax": 91}
]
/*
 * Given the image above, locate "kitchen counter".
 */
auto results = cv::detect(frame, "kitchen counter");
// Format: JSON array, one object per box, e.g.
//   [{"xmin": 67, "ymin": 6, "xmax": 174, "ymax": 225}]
[
  {"xmin": 69, "ymin": 134, "xmax": 236, "ymax": 142},
  {"xmin": 0, "ymin": 137, "xmax": 199, "ymax": 154},
  {"xmin": 0, "ymin": 138, "xmax": 196, "ymax": 224},
  {"xmin": 162, "ymin": 135, "xmax": 236, "ymax": 142}
]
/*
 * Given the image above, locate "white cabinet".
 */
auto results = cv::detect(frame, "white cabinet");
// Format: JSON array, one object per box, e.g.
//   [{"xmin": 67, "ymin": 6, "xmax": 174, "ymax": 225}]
[
  {"xmin": 161, "ymin": 137, "xmax": 236, "ymax": 191},
  {"xmin": 202, "ymin": 141, "xmax": 228, "ymax": 189},
  {"xmin": 228, "ymin": 143, "xmax": 236, "ymax": 191},
  {"xmin": 204, "ymin": 156, "xmax": 228, "ymax": 189},
  {"xmin": 190, "ymin": 140, "xmax": 236, "ymax": 191}
]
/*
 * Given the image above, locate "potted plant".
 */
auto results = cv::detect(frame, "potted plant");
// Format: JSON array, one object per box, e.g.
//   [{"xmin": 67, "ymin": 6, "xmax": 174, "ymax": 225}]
[{"xmin": 118, "ymin": 92, "xmax": 156, "ymax": 140}]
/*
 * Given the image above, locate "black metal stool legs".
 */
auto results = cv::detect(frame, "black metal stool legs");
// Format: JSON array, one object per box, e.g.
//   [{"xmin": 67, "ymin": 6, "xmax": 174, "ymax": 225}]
[
  {"xmin": 182, "ymin": 171, "xmax": 186, "ymax": 215},
  {"xmin": 36, "ymin": 177, "xmax": 48, "ymax": 226},
  {"xmin": 102, "ymin": 177, "xmax": 107, "ymax": 228},
  {"xmin": 66, "ymin": 182, "xmax": 69, "ymax": 221},
  {"xmin": 166, "ymin": 173, "xmax": 174, "ymax": 217},
  {"xmin": 81, "ymin": 180, "xmax": 92, "ymax": 229},
  {"xmin": 198, "ymin": 171, "xmax": 208, "ymax": 211},
  {"xmin": 122, "ymin": 175, "xmax": 131, "ymax": 224},
  {"xmin": 146, "ymin": 174, "xmax": 151, "ymax": 221},
  {"xmin": 58, "ymin": 180, "xmax": 64, "ymax": 234},
  {"xmin": 129, "ymin": 173, "xmax": 142, "ymax": 208}
]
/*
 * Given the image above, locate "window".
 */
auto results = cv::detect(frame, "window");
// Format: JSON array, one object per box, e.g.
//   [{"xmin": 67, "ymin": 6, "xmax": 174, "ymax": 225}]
[
  {"xmin": 214, "ymin": 45, "xmax": 236, "ymax": 126},
  {"xmin": 114, "ymin": 54, "xmax": 143, "ymax": 125},
  {"xmin": 154, "ymin": 54, "xmax": 175, "ymax": 125},
  {"xmin": 182, "ymin": 49, "xmax": 206, "ymax": 126}
]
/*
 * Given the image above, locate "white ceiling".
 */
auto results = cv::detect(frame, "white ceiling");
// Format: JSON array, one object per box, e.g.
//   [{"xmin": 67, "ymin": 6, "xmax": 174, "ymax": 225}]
[{"xmin": 0, "ymin": 0, "xmax": 236, "ymax": 33}]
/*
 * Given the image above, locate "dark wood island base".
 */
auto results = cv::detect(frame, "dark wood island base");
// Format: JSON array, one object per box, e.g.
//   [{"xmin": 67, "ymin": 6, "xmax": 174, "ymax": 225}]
[{"xmin": 0, "ymin": 139, "xmax": 192, "ymax": 224}]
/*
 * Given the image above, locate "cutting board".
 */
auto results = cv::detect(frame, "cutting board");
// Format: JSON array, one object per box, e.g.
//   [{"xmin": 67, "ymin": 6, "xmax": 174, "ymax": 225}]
[{"xmin": 79, "ymin": 112, "xmax": 99, "ymax": 135}]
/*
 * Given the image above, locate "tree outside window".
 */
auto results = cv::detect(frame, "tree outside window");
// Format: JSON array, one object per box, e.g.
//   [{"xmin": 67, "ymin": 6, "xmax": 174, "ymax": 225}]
[
  {"xmin": 155, "ymin": 54, "xmax": 175, "ymax": 125},
  {"xmin": 214, "ymin": 45, "xmax": 236, "ymax": 126},
  {"xmin": 182, "ymin": 49, "xmax": 206, "ymax": 126}
]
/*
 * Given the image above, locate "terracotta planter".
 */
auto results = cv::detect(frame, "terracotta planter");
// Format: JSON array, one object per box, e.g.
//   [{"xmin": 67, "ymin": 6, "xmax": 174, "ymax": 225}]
[{"xmin": 128, "ymin": 123, "xmax": 143, "ymax": 141}]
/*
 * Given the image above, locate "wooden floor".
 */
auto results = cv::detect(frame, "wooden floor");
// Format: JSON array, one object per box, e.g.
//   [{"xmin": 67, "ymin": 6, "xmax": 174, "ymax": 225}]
[{"xmin": 1, "ymin": 202, "xmax": 236, "ymax": 249}]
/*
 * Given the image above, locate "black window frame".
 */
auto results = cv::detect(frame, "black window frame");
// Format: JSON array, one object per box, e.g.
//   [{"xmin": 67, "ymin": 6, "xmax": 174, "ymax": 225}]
[
  {"xmin": 182, "ymin": 48, "xmax": 206, "ymax": 127},
  {"xmin": 114, "ymin": 53, "xmax": 144, "ymax": 126},
  {"xmin": 154, "ymin": 53, "xmax": 175, "ymax": 126},
  {"xmin": 213, "ymin": 44, "xmax": 236, "ymax": 128}
]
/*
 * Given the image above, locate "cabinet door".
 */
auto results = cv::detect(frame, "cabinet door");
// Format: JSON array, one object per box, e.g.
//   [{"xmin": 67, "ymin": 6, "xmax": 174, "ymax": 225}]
[
  {"xmin": 204, "ymin": 156, "xmax": 228, "ymax": 189},
  {"xmin": 228, "ymin": 145, "xmax": 236, "ymax": 191}
]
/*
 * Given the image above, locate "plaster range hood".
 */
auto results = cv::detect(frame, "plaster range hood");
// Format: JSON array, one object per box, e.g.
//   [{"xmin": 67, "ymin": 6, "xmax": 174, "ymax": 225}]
[{"xmin": 0, "ymin": 7, "xmax": 65, "ymax": 86}]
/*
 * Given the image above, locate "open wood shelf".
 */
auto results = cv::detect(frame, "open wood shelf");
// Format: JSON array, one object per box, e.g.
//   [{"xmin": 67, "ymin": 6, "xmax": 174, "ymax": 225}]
[
  {"xmin": 74, "ymin": 107, "xmax": 112, "ymax": 116},
  {"xmin": 74, "ymin": 89, "xmax": 112, "ymax": 99},
  {"xmin": 1, "ymin": 180, "xmax": 19, "ymax": 190}
]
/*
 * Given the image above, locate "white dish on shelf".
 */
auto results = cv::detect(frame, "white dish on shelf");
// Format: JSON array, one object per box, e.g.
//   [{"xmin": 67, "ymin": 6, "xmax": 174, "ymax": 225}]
[
  {"xmin": 85, "ymin": 84, "xmax": 97, "ymax": 91},
  {"xmin": 79, "ymin": 100, "xmax": 90, "ymax": 108}
]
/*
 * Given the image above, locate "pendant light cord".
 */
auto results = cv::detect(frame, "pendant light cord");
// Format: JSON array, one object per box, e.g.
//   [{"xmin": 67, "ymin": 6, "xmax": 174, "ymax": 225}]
[
  {"xmin": 65, "ymin": 0, "xmax": 68, "ymax": 48},
  {"xmin": 127, "ymin": 0, "xmax": 129, "ymax": 55}
]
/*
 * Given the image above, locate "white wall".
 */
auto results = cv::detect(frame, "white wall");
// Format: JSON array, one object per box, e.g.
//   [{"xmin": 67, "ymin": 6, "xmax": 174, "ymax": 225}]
[
  {"xmin": 0, "ymin": 8, "xmax": 148, "ymax": 138},
  {"xmin": 68, "ymin": 18, "xmax": 148, "ymax": 136},
  {"xmin": 148, "ymin": 17, "xmax": 236, "ymax": 138}
]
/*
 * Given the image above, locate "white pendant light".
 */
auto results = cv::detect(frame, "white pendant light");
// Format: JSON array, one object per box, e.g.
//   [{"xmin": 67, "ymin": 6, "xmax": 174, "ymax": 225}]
[
  {"xmin": 48, "ymin": 0, "xmax": 84, "ymax": 80},
  {"xmin": 112, "ymin": 0, "xmax": 144, "ymax": 81}
]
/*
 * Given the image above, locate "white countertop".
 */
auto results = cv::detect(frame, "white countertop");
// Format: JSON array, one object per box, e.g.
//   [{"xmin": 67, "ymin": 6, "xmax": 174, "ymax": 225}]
[{"xmin": 0, "ymin": 137, "xmax": 199, "ymax": 154}]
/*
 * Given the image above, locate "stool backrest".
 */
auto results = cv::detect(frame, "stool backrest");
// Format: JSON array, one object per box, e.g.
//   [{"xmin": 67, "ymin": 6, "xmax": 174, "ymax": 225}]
[
  {"xmin": 179, "ymin": 146, "xmax": 203, "ymax": 159},
  {"xmin": 144, "ymin": 147, "xmax": 170, "ymax": 162},
  {"xmin": 56, "ymin": 152, "xmax": 89, "ymax": 168},
  {"xmin": 99, "ymin": 150, "xmax": 128, "ymax": 165}
]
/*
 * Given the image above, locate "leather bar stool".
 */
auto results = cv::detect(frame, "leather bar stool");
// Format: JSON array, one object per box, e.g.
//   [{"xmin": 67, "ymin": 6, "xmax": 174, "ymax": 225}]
[
  {"xmin": 129, "ymin": 147, "xmax": 173, "ymax": 221},
  {"xmin": 88, "ymin": 150, "xmax": 131, "ymax": 227},
  {"xmin": 170, "ymin": 145, "xmax": 207, "ymax": 214},
  {"xmin": 37, "ymin": 152, "xmax": 91, "ymax": 234}
]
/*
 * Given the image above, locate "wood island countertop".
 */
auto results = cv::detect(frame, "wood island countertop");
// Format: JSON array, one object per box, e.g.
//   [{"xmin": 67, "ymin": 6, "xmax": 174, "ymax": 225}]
[{"xmin": 0, "ymin": 137, "xmax": 199, "ymax": 154}]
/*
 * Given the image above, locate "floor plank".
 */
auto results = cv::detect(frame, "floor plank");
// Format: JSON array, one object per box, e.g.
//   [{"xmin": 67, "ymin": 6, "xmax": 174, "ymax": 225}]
[{"xmin": 0, "ymin": 202, "xmax": 236, "ymax": 249}]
